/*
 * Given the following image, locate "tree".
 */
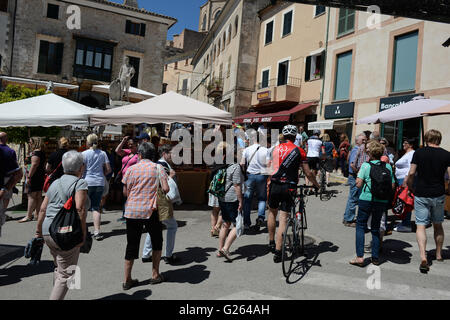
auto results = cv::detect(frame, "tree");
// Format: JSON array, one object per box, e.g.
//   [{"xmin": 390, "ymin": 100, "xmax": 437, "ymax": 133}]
[{"xmin": 0, "ymin": 85, "xmax": 61, "ymax": 143}]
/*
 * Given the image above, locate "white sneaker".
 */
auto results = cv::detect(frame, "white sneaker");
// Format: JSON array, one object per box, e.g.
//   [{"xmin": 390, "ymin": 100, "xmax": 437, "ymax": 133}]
[{"xmin": 394, "ymin": 225, "xmax": 412, "ymax": 233}]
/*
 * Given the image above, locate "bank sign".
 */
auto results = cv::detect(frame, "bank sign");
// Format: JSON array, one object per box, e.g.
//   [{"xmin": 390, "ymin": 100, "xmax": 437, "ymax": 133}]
[
  {"xmin": 379, "ymin": 93, "xmax": 424, "ymax": 112},
  {"xmin": 324, "ymin": 102, "xmax": 355, "ymax": 119}
]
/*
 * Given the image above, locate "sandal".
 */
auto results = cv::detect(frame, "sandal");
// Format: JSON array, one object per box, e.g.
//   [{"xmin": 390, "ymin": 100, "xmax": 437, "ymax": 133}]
[
  {"xmin": 349, "ymin": 258, "xmax": 365, "ymax": 267},
  {"xmin": 18, "ymin": 217, "xmax": 33, "ymax": 223},
  {"xmin": 149, "ymin": 274, "xmax": 164, "ymax": 285},
  {"xmin": 122, "ymin": 279, "xmax": 139, "ymax": 290},
  {"xmin": 219, "ymin": 249, "xmax": 233, "ymax": 262},
  {"xmin": 420, "ymin": 261, "xmax": 430, "ymax": 273}
]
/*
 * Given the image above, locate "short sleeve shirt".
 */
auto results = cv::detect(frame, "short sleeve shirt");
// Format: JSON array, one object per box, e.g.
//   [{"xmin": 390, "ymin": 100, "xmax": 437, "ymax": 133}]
[
  {"xmin": 42, "ymin": 175, "xmax": 89, "ymax": 236},
  {"xmin": 357, "ymin": 160, "xmax": 395, "ymax": 203},
  {"xmin": 271, "ymin": 141, "xmax": 307, "ymax": 185},
  {"xmin": 306, "ymin": 137, "xmax": 322, "ymax": 158},
  {"xmin": 219, "ymin": 163, "xmax": 243, "ymax": 203},
  {"xmin": 47, "ymin": 148, "xmax": 68, "ymax": 181},
  {"xmin": 121, "ymin": 149, "xmax": 139, "ymax": 175},
  {"xmin": 82, "ymin": 149, "xmax": 110, "ymax": 187},
  {"xmin": 0, "ymin": 144, "xmax": 19, "ymax": 176},
  {"xmin": 122, "ymin": 160, "xmax": 168, "ymax": 219}
]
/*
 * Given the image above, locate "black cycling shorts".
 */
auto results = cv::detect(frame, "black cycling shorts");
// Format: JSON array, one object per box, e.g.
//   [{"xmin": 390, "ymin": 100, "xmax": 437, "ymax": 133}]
[
  {"xmin": 307, "ymin": 157, "xmax": 320, "ymax": 171},
  {"xmin": 268, "ymin": 182, "xmax": 295, "ymax": 213}
]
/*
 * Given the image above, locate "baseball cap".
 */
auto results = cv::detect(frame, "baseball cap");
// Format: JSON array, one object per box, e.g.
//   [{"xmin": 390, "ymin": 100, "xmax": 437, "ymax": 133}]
[{"xmin": 136, "ymin": 132, "xmax": 150, "ymax": 140}]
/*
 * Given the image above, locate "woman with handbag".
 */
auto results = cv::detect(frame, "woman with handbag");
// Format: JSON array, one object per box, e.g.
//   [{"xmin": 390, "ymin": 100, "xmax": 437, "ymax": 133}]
[
  {"xmin": 320, "ymin": 133, "xmax": 335, "ymax": 187},
  {"xmin": 45, "ymin": 137, "xmax": 69, "ymax": 185},
  {"xmin": 115, "ymin": 136, "xmax": 139, "ymax": 222},
  {"xmin": 338, "ymin": 133, "xmax": 350, "ymax": 177},
  {"xmin": 215, "ymin": 141, "xmax": 244, "ymax": 262},
  {"xmin": 19, "ymin": 137, "xmax": 46, "ymax": 223},
  {"xmin": 34, "ymin": 151, "xmax": 88, "ymax": 300}
]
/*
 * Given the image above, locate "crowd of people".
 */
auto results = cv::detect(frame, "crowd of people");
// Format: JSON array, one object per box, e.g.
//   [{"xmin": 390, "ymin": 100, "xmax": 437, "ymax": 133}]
[{"xmin": 0, "ymin": 123, "xmax": 449, "ymax": 299}]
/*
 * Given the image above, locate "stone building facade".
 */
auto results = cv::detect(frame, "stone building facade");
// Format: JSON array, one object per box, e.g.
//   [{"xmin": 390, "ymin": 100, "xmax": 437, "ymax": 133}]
[
  {"xmin": 0, "ymin": 0, "xmax": 176, "ymax": 108},
  {"xmin": 190, "ymin": 0, "xmax": 268, "ymax": 117}
]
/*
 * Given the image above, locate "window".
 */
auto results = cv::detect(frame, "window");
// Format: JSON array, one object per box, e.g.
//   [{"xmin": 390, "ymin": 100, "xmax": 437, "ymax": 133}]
[
  {"xmin": 185, "ymin": 58, "xmax": 189, "ymax": 66},
  {"xmin": 174, "ymin": 61, "xmax": 178, "ymax": 70},
  {"xmin": 234, "ymin": 16, "xmax": 239, "ymax": 37},
  {"xmin": 261, "ymin": 69, "xmax": 270, "ymax": 88},
  {"xmin": 162, "ymin": 83, "xmax": 168, "ymax": 94},
  {"xmin": 219, "ymin": 63, "xmax": 223, "ymax": 81},
  {"xmin": 222, "ymin": 33, "xmax": 226, "ymax": 50},
  {"xmin": 202, "ymin": 14, "xmax": 207, "ymax": 31},
  {"xmin": 334, "ymin": 51, "xmax": 353, "ymax": 101},
  {"xmin": 128, "ymin": 56, "xmax": 140, "ymax": 88},
  {"xmin": 227, "ymin": 26, "xmax": 231, "ymax": 44},
  {"xmin": 73, "ymin": 38, "xmax": 114, "ymax": 82},
  {"xmin": 227, "ymin": 56, "xmax": 231, "ymax": 78},
  {"xmin": 47, "ymin": 3, "xmax": 59, "ymax": 19},
  {"xmin": 217, "ymin": 41, "xmax": 220, "ymax": 57},
  {"xmin": 337, "ymin": 9, "xmax": 355, "ymax": 37},
  {"xmin": 305, "ymin": 51, "xmax": 325, "ymax": 81},
  {"xmin": 125, "ymin": 20, "xmax": 146, "ymax": 37},
  {"xmin": 392, "ymin": 31, "xmax": 418, "ymax": 92},
  {"xmin": 0, "ymin": 0, "xmax": 7, "ymax": 12},
  {"xmin": 164, "ymin": 64, "xmax": 168, "ymax": 71},
  {"xmin": 214, "ymin": 10, "xmax": 221, "ymax": 21},
  {"xmin": 277, "ymin": 60, "xmax": 289, "ymax": 86},
  {"xmin": 181, "ymin": 79, "xmax": 188, "ymax": 96},
  {"xmin": 265, "ymin": 20, "xmax": 274, "ymax": 45},
  {"xmin": 282, "ymin": 10, "xmax": 293, "ymax": 37},
  {"xmin": 37, "ymin": 41, "xmax": 63, "ymax": 74},
  {"xmin": 315, "ymin": 5, "xmax": 326, "ymax": 17}
]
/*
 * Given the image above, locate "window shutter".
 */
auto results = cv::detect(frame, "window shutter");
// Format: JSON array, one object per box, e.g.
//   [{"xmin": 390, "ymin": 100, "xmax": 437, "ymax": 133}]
[
  {"xmin": 265, "ymin": 21, "xmax": 273, "ymax": 44},
  {"xmin": 140, "ymin": 23, "xmax": 146, "ymax": 37},
  {"xmin": 38, "ymin": 41, "xmax": 49, "ymax": 73},
  {"xmin": 305, "ymin": 56, "xmax": 311, "ymax": 81},
  {"xmin": 283, "ymin": 11, "xmax": 292, "ymax": 36},
  {"xmin": 320, "ymin": 51, "xmax": 325, "ymax": 78},
  {"xmin": 125, "ymin": 20, "xmax": 131, "ymax": 33},
  {"xmin": 55, "ymin": 43, "xmax": 64, "ymax": 75}
]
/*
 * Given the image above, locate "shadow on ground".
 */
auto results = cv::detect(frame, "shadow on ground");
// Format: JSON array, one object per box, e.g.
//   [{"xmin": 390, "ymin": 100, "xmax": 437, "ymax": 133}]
[
  {"xmin": 161, "ymin": 264, "xmax": 210, "ymax": 284},
  {"xmin": 232, "ymin": 244, "xmax": 270, "ymax": 262},
  {"xmin": 172, "ymin": 246, "xmax": 216, "ymax": 265},
  {"xmin": 378, "ymin": 239, "xmax": 413, "ymax": 265},
  {"xmin": 97, "ymin": 289, "xmax": 152, "ymax": 300},
  {"xmin": 286, "ymin": 241, "xmax": 339, "ymax": 284},
  {"xmin": 0, "ymin": 260, "xmax": 54, "ymax": 286}
]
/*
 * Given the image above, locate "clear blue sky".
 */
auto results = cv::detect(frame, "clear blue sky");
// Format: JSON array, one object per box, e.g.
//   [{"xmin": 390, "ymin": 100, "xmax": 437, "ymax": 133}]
[{"xmin": 111, "ymin": 0, "xmax": 207, "ymax": 40}]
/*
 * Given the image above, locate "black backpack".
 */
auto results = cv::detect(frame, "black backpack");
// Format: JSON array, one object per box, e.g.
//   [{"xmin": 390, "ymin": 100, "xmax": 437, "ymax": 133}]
[
  {"xmin": 366, "ymin": 162, "xmax": 393, "ymax": 201},
  {"xmin": 49, "ymin": 180, "xmax": 84, "ymax": 251}
]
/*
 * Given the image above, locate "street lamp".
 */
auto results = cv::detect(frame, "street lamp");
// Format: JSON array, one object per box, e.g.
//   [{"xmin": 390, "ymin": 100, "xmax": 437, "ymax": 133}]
[{"xmin": 76, "ymin": 73, "xmax": 84, "ymax": 102}]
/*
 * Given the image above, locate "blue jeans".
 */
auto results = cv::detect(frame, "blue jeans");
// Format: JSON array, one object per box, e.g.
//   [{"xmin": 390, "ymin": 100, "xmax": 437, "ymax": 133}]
[
  {"xmin": 88, "ymin": 186, "xmax": 104, "ymax": 211},
  {"xmin": 356, "ymin": 200, "xmax": 386, "ymax": 259},
  {"xmin": 142, "ymin": 217, "xmax": 177, "ymax": 258},
  {"xmin": 243, "ymin": 174, "xmax": 268, "ymax": 226},
  {"xmin": 344, "ymin": 175, "xmax": 360, "ymax": 222}
]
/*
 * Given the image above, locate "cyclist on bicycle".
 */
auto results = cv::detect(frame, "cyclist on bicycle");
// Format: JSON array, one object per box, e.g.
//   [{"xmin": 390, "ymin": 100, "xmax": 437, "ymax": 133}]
[{"xmin": 267, "ymin": 125, "xmax": 320, "ymax": 263}]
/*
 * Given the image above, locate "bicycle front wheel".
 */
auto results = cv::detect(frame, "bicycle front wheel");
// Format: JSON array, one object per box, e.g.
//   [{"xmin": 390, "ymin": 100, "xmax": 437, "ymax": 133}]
[{"xmin": 282, "ymin": 218, "xmax": 296, "ymax": 277}]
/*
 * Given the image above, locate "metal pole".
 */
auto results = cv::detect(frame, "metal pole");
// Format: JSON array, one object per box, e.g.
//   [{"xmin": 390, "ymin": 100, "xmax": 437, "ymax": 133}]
[{"xmin": 319, "ymin": 6, "xmax": 331, "ymax": 117}]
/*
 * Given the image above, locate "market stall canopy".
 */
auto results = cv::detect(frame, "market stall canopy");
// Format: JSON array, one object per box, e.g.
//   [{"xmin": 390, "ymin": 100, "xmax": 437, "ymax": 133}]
[
  {"xmin": 234, "ymin": 102, "xmax": 316, "ymax": 124},
  {"xmin": 92, "ymin": 85, "xmax": 157, "ymax": 100},
  {"xmin": 356, "ymin": 97, "xmax": 450, "ymax": 124},
  {"xmin": 89, "ymin": 91, "xmax": 232, "ymax": 125},
  {"xmin": 421, "ymin": 103, "xmax": 450, "ymax": 116},
  {"xmin": 308, "ymin": 120, "xmax": 335, "ymax": 130},
  {"xmin": 0, "ymin": 93, "xmax": 97, "ymax": 127}
]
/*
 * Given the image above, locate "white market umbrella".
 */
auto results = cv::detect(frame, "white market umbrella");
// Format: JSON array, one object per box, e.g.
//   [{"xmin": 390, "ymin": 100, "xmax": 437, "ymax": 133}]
[
  {"xmin": 356, "ymin": 97, "xmax": 450, "ymax": 124},
  {"xmin": 0, "ymin": 93, "xmax": 97, "ymax": 127},
  {"xmin": 421, "ymin": 103, "xmax": 450, "ymax": 116},
  {"xmin": 92, "ymin": 84, "xmax": 157, "ymax": 100},
  {"xmin": 90, "ymin": 91, "xmax": 232, "ymax": 125}
]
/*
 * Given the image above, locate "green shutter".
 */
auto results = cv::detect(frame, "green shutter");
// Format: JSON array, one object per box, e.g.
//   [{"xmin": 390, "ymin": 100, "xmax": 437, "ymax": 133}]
[
  {"xmin": 334, "ymin": 51, "xmax": 352, "ymax": 101},
  {"xmin": 392, "ymin": 31, "xmax": 418, "ymax": 92}
]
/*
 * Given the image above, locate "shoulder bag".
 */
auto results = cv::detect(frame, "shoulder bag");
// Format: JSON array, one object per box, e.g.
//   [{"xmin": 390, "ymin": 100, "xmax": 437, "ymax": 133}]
[
  {"xmin": 43, "ymin": 161, "xmax": 62, "ymax": 192},
  {"xmin": 156, "ymin": 164, "xmax": 174, "ymax": 222}
]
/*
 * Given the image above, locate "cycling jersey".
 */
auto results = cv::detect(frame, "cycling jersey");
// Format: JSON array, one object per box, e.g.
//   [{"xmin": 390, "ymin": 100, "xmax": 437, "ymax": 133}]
[{"xmin": 270, "ymin": 141, "xmax": 307, "ymax": 185}]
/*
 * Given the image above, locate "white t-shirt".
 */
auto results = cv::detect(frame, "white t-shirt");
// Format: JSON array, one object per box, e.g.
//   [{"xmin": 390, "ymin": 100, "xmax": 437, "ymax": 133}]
[
  {"xmin": 307, "ymin": 137, "xmax": 322, "ymax": 158},
  {"xmin": 395, "ymin": 150, "xmax": 415, "ymax": 180},
  {"xmin": 82, "ymin": 149, "xmax": 110, "ymax": 187},
  {"xmin": 294, "ymin": 133, "xmax": 303, "ymax": 147},
  {"xmin": 242, "ymin": 144, "xmax": 268, "ymax": 175}
]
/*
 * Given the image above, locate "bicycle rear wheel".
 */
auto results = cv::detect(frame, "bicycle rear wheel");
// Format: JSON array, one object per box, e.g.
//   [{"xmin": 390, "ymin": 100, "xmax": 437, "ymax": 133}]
[{"xmin": 282, "ymin": 218, "xmax": 296, "ymax": 277}]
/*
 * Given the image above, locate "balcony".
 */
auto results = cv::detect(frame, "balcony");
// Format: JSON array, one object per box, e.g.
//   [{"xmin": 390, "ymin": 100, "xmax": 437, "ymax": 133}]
[
  {"xmin": 251, "ymin": 77, "xmax": 301, "ymax": 107},
  {"xmin": 207, "ymin": 77, "xmax": 223, "ymax": 98}
]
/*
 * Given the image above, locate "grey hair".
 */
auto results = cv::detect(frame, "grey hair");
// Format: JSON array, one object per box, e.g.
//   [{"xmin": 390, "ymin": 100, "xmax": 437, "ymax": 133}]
[
  {"xmin": 62, "ymin": 150, "xmax": 84, "ymax": 174},
  {"xmin": 138, "ymin": 142, "xmax": 156, "ymax": 160}
]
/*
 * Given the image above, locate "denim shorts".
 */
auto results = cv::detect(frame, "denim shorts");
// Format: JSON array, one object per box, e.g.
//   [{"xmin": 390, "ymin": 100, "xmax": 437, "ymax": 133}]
[
  {"xmin": 414, "ymin": 195, "xmax": 446, "ymax": 225},
  {"xmin": 88, "ymin": 186, "xmax": 104, "ymax": 211},
  {"xmin": 218, "ymin": 201, "xmax": 239, "ymax": 224}
]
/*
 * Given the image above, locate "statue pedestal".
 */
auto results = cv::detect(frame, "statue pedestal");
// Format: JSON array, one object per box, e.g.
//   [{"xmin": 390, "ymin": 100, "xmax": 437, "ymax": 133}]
[{"xmin": 106, "ymin": 100, "xmax": 132, "ymax": 109}]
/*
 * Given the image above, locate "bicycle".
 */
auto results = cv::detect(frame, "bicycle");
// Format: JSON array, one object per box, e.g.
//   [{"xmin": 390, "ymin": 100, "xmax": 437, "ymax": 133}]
[{"xmin": 281, "ymin": 184, "xmax": 316, "ymax": 278}]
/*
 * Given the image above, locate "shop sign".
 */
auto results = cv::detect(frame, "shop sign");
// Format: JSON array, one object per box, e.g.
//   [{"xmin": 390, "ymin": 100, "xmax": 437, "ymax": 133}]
[
  {"xmin": 379, "ymin": 93, "xmax": 423, "ymax": 112},
  {"xmin": 257, "ymin": 91, "xmax": 271, "ymax": 100},
  {"xmin": 324, "ymin": 102, "xmax": 354, "ymax": 119}
]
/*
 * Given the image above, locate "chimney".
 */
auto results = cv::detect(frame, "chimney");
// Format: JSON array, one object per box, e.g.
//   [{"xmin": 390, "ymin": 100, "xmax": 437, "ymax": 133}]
[{"xmin": 123, "ymin": 0, "xmax": 139, "ymax": 8}]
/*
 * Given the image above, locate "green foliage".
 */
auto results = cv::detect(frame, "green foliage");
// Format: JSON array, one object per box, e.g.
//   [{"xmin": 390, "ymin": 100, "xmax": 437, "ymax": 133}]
[{"xmin": 0, "ymin": 85, "xmax": 60, "ymax": 143}]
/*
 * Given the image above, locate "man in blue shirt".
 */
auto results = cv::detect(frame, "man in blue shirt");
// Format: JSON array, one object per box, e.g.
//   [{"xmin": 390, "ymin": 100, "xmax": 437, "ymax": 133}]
[{"xmin": 343, "ymin": 133, "xmax": 366, "ymax": 226}]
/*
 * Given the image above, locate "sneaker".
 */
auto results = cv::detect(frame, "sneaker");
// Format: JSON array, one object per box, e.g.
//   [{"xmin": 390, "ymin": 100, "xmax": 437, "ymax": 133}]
[
  {"xmin": 268, "ymin": 240, "xmax": 276, "ymax": 253},
  {"xmin": 273, "ymin": 250, "xmax": 282, "ymax": 263},
  {"xmin": 142, "ymin": 256, "xmax": 152, "ymax": 263},
  {"xmin": 93, "ymin": 233, "xmax": 104, "ymax": 241},
  {"xmin": 393, "ymin": 225, "xmax": 412, "ymax": 233},
  {"xmin": 163, "ymin": 254, "xmax": 178, "ymax": 265}
]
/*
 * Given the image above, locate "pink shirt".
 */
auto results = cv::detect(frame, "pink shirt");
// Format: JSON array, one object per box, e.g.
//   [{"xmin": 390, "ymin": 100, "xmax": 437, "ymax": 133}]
[{"xmin": 121, "ymin": 149, "xmax": 139, "ymax": 175}]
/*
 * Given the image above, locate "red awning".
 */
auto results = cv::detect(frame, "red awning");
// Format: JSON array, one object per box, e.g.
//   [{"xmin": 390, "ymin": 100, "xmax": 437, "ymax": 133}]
[{"xmin": 234, "ymin": 102, "xmax": 316, "ymax": 124}]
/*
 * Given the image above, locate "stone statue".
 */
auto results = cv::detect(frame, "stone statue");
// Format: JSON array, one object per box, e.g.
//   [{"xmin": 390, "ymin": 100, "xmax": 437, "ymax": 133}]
[
  {"xmin": 118, "ymin": 56, "xmax": 135, "ymax": 101},
  {"xmin": 46, "ymin": 81, "xmax": 54, "ymax": 93}
]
